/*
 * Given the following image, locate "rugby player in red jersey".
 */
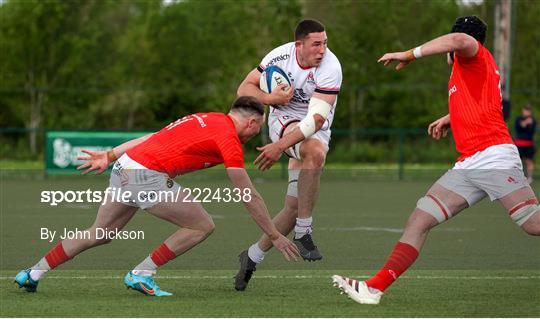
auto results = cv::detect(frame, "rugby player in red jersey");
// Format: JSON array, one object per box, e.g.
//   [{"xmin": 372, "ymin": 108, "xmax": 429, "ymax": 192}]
[
  {"xmin": 332, "ymin": 16, "xmax": 540, "ymax": 304},
  {"xmin": 15, "ymin": 96, "xmax": 299, "ymax": 296}
]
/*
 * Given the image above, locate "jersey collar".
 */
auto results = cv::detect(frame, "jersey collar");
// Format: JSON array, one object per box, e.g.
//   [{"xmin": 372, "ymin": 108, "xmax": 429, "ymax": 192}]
[{"xmin": 295, "ymin": 51, "xmax": 311, "ymax": 70}]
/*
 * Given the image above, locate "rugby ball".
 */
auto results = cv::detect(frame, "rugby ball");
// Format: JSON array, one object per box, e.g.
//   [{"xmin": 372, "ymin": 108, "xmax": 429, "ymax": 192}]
[{"xmin": 259, "ymin": 65, "xmax": 291, "ymax": 94}]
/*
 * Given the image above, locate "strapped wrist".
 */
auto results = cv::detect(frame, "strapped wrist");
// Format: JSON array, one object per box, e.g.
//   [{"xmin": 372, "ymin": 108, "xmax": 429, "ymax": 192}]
[
  {"xmin": 413, "ymin": 46, "xmax": 423, "ymax": 59},
  {"xmin": 269, "ymin": 231, "xmax": 280, "ymax": 241},
  {"xmin": 406, "ymin": 49, "xmax": 416, "ymax": 61},
  {"xmin": 107, "ymin": 150, "xmax": 118, "ymax": 163}
]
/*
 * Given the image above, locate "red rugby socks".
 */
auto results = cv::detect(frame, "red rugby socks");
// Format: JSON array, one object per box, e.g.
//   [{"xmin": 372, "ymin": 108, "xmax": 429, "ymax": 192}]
[
  {"xmin": 133, "ymin": 243, "xmax": 176, "ymax": 277},
  {"xmin": 44, "ymin": 242, "xmax": 71, "ymax": 269},
  {"xmin": 150, "ymin": 243, "xmax": 176, "ymax": 266},
  {"xmin": 30, "ymin": 242, "xmax": 72, "ymax": 281},
  {"xmin": 366, "ymin": 241, "xmax": 419, "ymax": 292}
]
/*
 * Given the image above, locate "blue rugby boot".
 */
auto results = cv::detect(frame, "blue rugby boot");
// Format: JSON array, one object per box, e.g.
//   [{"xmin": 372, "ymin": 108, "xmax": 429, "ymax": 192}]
[
  {"xmin": 124, "ymin": 271, "xmax": 172, "ymax": 297},
  {"xmin": 14, "ymin": 269, "xmax": 39, "ymax": 292}
]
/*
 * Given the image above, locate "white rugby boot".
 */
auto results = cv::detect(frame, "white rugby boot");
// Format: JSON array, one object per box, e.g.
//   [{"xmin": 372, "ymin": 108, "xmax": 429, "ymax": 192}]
[{"xmin": 331, "ymin": 275, "xmax": 383, "ymax": 305}]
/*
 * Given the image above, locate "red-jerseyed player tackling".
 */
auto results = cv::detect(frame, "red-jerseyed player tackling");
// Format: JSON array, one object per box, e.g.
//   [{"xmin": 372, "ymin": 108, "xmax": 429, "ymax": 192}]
[
  {"xmin": 15, "ymin": 96, "xmax": 299, "ymax": 296},
  {"xmin": 332, "ymin": 16, "xmax": 540, "ymax": 305}
]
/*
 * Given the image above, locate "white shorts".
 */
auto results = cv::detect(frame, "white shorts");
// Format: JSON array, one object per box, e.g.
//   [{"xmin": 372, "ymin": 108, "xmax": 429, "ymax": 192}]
[
  {"xmin": 268, "ymin": 113, "xmax": 330, "ymax": 160},
  {"xmin": 109, "ymin": 154, "xmax": 181, "ymax": 210},
  {"xmin": 437, "ymin": 144, "xmax": 528, "ymax": 206}
]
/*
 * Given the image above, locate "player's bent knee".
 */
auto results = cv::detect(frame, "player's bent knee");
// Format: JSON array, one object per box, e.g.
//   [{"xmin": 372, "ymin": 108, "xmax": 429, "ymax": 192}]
[
  {"xmin": 88, "ymin": 236, "xmax": 113, "ymax": 247},
  {"xmin": 404, "ymin": 209, "xmax": 438, "ymax": 234},
  {"xmin": 300, "ymin": 140, "xmax": 326, "ymax": 168},
  {"xmin": 303, "ymin": 148, "xmax": 326, "ymax": 168},
  {"xmin": 416, "ymin": 194, "xmax": 452, "ymax": 224},
  {"xmin": 519, "ymin": 210, "xmax": 540, "ymax": 236},
  {"xmin": 523, "ymin": 226, "xmax": 540, "ymax": 236},
  {"xmin": 199, "ymin": 218, "xmax": 215, "ymax": 235}
]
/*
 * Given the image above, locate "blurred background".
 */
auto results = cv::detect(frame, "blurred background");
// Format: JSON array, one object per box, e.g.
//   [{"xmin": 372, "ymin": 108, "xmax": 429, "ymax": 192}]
[{"xmin": 1, "ymin": 0, "xmax": 538, "ymax": 178}]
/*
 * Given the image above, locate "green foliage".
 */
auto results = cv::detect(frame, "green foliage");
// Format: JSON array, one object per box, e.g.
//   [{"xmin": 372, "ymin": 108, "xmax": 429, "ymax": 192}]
[
  {"xmin": 511, "ymin": 0, "xmax": 540, "ymax": 110},
  {"xmin": 1, "ymin": 0, "xmax": 539, "ymax": 162}
]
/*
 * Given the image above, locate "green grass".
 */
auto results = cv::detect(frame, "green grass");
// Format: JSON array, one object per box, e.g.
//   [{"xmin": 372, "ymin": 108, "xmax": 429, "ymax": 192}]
[
  {"xmin": 0, "ymin": 160, "xmax": 44, "ymax": 170},
  {"xmin": 1, "ymin": 176, "xmax": 539, "ymax": 317},
  {"xmin": 2, "ymin": 270, "xmax": 539, "ymax": 317}
]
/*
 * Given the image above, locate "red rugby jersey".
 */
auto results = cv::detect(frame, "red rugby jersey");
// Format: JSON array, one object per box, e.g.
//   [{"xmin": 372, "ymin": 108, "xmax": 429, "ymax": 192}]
[
  {"xmin": 127, "ymin": 112, "xmax": 244, "ymax": 177},
  {"xmin": 448, "ymin": 42, "xmax": 513, "ymax": 161}
]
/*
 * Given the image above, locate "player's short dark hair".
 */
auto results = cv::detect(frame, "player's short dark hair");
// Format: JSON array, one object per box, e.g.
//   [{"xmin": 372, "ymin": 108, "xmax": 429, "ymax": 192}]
[
  {"xmin": 451, "ymin": 16, "xmax": 487, "ymax": 44},
  {"xmin": 295, "ymin": 19, "xmax": 325, "ymax": 41},
  {"xmin": 231, "ymin": 96, "xmax": 264, "ymax": 117}
]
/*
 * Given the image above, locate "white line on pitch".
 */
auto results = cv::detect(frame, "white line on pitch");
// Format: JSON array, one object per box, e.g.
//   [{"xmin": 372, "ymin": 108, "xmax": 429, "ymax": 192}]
[
  {"xmin": 318, "ymin": 226, "xmax": 475, "ymax": 233},
  {"xmin": 1, "ymin": 275, "xmax": 538, "ymax": 280}
]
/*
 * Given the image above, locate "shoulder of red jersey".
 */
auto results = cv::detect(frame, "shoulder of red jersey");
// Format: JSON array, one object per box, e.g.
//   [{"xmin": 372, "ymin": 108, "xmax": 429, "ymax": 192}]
[{"xmin": 457, "ymin": 41, "xmax": 489, "ymax": 65}]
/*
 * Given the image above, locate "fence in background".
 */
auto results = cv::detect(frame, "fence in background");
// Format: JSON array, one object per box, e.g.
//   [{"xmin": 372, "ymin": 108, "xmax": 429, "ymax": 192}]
[{"xmin": 1, "ymin": 127, "xmax": 537, "ymax": 180}]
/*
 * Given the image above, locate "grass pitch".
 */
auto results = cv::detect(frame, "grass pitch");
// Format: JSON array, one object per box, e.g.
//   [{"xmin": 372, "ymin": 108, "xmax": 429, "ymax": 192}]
[{"xmin": 1, "ymin": 172, "xmax": 539, "ymax": 317}]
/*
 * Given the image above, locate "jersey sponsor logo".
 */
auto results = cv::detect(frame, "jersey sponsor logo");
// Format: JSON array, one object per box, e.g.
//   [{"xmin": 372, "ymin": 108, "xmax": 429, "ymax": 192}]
[
  {"xmin": 448, "ymin": 84, "xmax": 457, "ymax": 97},
  {"xmin": 307, "ymin": 71, "xmax": 316, "ymax": 85},
  {"xmin": 166, "ymin": 116, "xmax": 193, "ymax": 130},
  {"xmin": 266, "ymin": 54, "xmax": 290, "ymax": 67},
  {"xmin": 291, "ymin": 88, "xmax": 310, "ymax": 104},
  {"xmin": 166, "ymin": 114, "xmax": 207, "ymax": 130},
  {"xmin": 193, "ymin": 114, "xmax": 207, "ymax": 128}
]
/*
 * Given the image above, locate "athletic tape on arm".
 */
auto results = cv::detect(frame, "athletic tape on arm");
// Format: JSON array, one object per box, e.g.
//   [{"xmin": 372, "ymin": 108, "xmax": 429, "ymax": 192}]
[{"xmin": 298, "ymin": 97, "xmax": 333, "ymax": 138}]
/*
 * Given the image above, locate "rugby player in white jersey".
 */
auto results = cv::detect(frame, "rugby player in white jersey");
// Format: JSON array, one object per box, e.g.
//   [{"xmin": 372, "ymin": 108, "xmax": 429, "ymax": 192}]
[{"xmin": 234, "ymin": 19, "xmax": 342, "ymax": 290}]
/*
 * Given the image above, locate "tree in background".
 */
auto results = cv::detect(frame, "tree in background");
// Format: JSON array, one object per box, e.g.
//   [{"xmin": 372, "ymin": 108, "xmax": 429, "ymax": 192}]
[{"xmin": 1, "ymin": 0, "xmax": 538, "ymax": 161}]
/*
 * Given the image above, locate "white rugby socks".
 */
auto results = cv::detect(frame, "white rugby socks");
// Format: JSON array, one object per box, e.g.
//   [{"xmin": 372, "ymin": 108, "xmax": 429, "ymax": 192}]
[
  {"xmin": 294, "ymin": 217, "xmax": 313, "ymax": 239},
  {"xmin": 29, "ymin": 258, "xmax": 51, "ymax": 281},
  {"xmin": 132, "ymin": 255, "xmax": 158, "ymax": 277},
  {"xmin": 247, "ymin": 243, "xmax": 266, "ymax": 264}
]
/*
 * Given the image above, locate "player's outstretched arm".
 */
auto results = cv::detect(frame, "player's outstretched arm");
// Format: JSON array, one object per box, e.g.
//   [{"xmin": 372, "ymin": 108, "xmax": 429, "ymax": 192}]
[
  {"xmin": 226, "ymin": 168, "xmax": 300, "ymax": 261},
  {"xmin": 254, "ymin": 92, "xmax": 335, "ymax": 170},
  {"xmin": 237, "ymin": 68, "xmax": 294, "ymax": 106},
  {"xmin": 378, "ymin": 33, "xmax": 479, "ymax": 71},
  {"xmin": 76, "ymin": 133, "xmax": 153, "ymax": 175}
]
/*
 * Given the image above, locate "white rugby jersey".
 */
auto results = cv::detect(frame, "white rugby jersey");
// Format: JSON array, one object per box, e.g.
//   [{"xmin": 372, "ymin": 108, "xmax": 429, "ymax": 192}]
[{"xmin": 257, "ymin": 42, "xmax": 342, "ymax": 131}]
